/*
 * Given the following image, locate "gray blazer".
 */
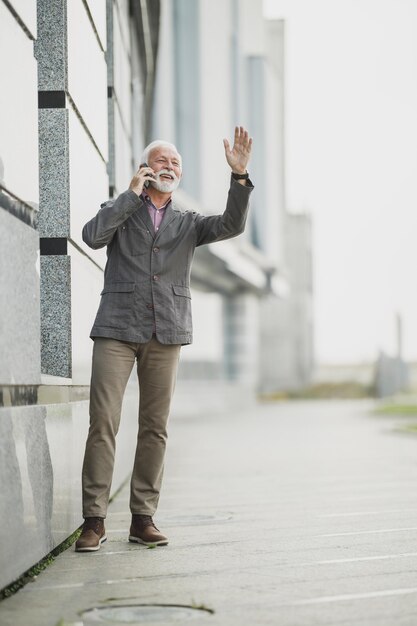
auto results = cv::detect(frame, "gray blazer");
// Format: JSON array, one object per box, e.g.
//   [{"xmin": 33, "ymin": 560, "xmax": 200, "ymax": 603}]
[{"xmin": 82, "ymin": 178, "xmax": 254, "ymax": 345}]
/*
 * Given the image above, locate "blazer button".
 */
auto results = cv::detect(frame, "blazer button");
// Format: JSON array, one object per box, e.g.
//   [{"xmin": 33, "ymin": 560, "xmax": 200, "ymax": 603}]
[
  {"xmin": 153, "ymin": 246, "xmax": 160, "ymax": 253},
  {"xmin": 147, "ymin": 304, "xmax": 154, "ymax": 310},
  {"xmin": 153, "ymin": 274, "xmax": 159, "ymax": 281}
]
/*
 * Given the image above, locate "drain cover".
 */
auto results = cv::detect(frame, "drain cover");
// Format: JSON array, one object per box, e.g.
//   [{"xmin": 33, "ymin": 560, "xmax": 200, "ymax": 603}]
[{"xmin": 81, "ymin": 604, "xmax": 213, "ymax": 623}]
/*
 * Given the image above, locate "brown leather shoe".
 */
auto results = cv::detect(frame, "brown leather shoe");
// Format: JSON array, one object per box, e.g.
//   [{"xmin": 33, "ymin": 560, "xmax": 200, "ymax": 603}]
[
  {"xmin": 129, "ymin": 514, "xmax": 168, "ymax": 546},
  {"xmin": 75, "ymin": 517, "xmax": 107, "ymax": 552}
]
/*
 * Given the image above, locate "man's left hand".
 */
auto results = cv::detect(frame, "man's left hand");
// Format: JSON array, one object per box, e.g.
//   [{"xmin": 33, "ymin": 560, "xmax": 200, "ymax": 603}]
[{"xmin": 223, "ymin": 126, "xmax": 253, "ymax": 175}]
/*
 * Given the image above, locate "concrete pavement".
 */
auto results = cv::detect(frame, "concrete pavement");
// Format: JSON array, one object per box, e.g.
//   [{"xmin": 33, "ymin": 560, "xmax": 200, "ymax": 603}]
[{"xmin": 2, "ymin": 398, "xmax": 417, "ymax": 625}]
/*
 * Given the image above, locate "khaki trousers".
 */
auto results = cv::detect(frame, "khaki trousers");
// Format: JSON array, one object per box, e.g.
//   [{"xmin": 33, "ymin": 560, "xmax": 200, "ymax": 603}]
[{"xmin": 82, "ymin": 337, "xmax": 180, "ymax": 518}]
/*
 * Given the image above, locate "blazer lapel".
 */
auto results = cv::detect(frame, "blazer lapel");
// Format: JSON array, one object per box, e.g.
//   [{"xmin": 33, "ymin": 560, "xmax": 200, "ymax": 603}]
[
  {"xmin": 135, "ymin": 203, "xmax": 155, "ymax": 234},
  {"xmin": 154, "ymin": 204, "xmax": 176, "ymax": 240}
]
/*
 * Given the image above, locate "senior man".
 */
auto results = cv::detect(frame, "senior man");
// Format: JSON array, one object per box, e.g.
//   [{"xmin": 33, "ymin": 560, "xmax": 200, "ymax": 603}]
[{"xmin": 76, "ymin": 127, "xmax": 253, "ymax": 551}]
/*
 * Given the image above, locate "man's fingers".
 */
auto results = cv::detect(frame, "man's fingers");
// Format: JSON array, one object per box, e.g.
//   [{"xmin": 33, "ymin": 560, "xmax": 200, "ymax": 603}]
[
  {"xmin": 226, "ymin": 127, "xmax": 252, "ymax": 158},
  {"xmin": 241, "ymin": 128, "xmax": 249, "ymax": 145},
  {"xmin": 136, "ymin": 166, "xmax": 154, "ymax": 177},
  {"xmin": 232, "ymin": 126, "xmax": 251, "ymax": 149},
  {"xmin": 130, "ymin": 166, "xmax": 157, "ymax": 193},
  {"xmin": 234, "ymin": 127, "xmax": 240, "ymax": 148}
]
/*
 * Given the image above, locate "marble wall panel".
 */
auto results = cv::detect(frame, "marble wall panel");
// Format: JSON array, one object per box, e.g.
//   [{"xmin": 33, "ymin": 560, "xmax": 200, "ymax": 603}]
[
  {"xmin": 36, "ymin": 0, "xmax": 67, "ymax": 91},
  {"xmin": 0, "ymin": 3, "xmax": 39, "ymax": 204},
  {"xmin": 0, "ymin": 405, "xmax": 54, "ymax": 589},
  {"xmin": 67, "ymin": 0, "xmax": 108, "ymax": 159},
  {"xmin": 40, "ymin": 256, "xmax": 72, "ymax": 378},
  {"xmin": 0, "ymin": 393, "xmax": 138, "ymax": 589},
  {"xmin": 0, "ymin": 210, "xmax": 40, "ymax": 385},
  {"xmin": 38, "ymin": 109, "xmax": 70, "ymax": 237}
]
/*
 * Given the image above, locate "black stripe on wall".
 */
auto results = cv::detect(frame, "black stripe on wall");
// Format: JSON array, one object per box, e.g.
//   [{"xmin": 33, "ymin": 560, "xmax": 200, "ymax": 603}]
[
  {"xmin": 38, "ymin": 91, "xmax": 66, "ymax": 109},
  {"xmin": 40, "ymin": 238, "xmax": 68, "ymax": 255},
  {"xmin": 0, "ymin": 385, "xmax": 38, "ymax": 408}
]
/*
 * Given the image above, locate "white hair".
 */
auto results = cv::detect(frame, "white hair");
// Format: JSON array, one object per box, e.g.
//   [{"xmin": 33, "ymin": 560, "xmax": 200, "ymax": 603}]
[{"xmin": 140, "ymin": 140, "xmax": 182, "ymax": 167}]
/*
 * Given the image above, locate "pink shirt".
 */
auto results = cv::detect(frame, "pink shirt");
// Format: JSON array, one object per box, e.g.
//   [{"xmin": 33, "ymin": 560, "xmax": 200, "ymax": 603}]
[
  {"xmin": 140, "ymin": 192, "xmax": 172, "ymax": 334},
  {"xmin": 141, "ymin": 192, "xmax": 171, "ymax": 232}
]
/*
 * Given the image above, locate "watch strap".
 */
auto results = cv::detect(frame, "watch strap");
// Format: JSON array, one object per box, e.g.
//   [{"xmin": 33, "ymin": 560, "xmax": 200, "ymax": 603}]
[{"xmin": 231, "ymin": 171, "xmax": 249, "ymax": 180}]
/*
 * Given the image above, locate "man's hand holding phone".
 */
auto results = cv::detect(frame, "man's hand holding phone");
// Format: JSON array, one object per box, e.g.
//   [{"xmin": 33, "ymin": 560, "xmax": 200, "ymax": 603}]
[{"xmin": 129, "ymin": 163, "xmax": 157, "ymax": 196}]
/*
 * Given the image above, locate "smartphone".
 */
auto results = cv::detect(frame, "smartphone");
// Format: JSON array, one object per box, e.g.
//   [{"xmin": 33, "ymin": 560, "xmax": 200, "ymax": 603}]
[{"xmin": 140, "ymin": 162, "xmax": 150, "ymax": 188}]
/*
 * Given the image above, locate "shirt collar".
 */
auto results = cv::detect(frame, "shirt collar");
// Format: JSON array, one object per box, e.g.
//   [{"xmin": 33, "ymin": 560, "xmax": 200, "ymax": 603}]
[{"xmin": 141, "ymin": 191, "xmax": 171, "ymax": 211}]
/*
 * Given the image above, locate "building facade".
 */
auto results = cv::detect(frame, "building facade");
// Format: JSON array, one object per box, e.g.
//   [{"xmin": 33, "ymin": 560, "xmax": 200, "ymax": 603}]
[{"xmin": 0, "ymin": 0, "xmax": 313, "ymax": 589}]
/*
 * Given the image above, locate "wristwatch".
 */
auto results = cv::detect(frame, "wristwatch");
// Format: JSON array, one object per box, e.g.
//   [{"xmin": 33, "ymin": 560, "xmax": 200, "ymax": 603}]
[{"xmin": 231, "ymin": 171, "xmax": 249, "ymax": 180}]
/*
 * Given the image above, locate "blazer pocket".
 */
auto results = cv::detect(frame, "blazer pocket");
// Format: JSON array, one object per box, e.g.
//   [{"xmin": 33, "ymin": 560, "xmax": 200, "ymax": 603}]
[
  {"xmin": 121, "ymin": 226, "xmax": 151, "ymax": 255},
  {"xmin": 172, "ymin": 285, "xmax": 192, "ymax": 331},
  {"xmin": 96, "ymin": 282, "xmax": 135, "ymax": 329},
  {"xmin": 100, "ymin": 282, "xmax": 135, "ymax": 295},
  {"xmin": 172, "ymin": 285, "xmax": 191, "ymax": 298}
]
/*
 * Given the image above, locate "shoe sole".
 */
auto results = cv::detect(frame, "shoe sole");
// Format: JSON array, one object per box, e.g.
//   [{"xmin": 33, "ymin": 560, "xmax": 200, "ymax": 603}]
[
  {"xmin": 75, "ymin": 535, "xmax": 107, "ymax": 552},
  {"xmin": 128, "ymin": 535, "xmax": 168, "ymax": 547}
]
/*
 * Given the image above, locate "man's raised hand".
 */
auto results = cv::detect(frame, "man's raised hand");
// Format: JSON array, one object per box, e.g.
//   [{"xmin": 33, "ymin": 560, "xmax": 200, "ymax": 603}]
[{"xmin": 223, "ymin": 126, "xmax": 253, "ymax": 175}]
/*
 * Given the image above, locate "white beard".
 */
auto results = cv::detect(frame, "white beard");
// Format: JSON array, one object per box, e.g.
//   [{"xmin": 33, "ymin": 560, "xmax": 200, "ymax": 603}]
[{"xmin": 151, "ymin": 169, "xmax": 180, "ymax": 193}]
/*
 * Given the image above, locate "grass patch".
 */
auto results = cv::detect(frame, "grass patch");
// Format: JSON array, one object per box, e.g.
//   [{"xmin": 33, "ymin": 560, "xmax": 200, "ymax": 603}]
[
  {"xmin": 373, "ymin": 404, "xmax": 417, "ymax": 416},
  {"xmin": 0, "ymin": 527, "xmax": 82, "ymax": 602},
  {"xmin": 397, "ymin": 423, "xmax": 417, "ymax": 434},
  {"xmin": 372, "ymin": 400, "xmax": 417, "ymax": 436}
]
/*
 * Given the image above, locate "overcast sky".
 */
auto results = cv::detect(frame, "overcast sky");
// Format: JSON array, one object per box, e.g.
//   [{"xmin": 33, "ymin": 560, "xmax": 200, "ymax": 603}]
[{"xmin": 263, "ymin": 0, "xmax": 417, "ymax": 364}]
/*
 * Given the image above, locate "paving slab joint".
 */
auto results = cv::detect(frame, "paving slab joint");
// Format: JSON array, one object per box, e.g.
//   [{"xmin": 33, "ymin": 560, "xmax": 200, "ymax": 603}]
[
  {"xmin": 0, "ymin": 526, "xmax": 82, "ymax": 602},
  {"xmin": 0, "ymin": 472, "xmax": 131, "ymax": 602}
]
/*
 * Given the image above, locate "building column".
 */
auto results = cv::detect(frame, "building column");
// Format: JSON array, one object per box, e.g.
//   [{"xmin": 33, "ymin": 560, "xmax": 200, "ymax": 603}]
[
  {"xmin": 223, "ymin": 293, "xmax": 259, "ymax": 388},
  {"xmin": 36, "ymin": 0, "xmax": 72, "ymax": 378},
  {"xmin": 36, "ymin": 0, "xmax": 109, "ymax": 380}
]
